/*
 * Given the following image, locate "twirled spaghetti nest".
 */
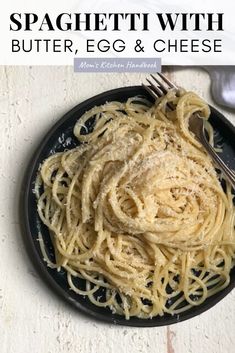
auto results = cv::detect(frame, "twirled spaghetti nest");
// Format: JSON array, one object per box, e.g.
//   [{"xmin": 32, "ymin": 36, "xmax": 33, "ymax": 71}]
[{"xmin": 36, "ymin": 90, "xmax": 235, "ymax": 319}]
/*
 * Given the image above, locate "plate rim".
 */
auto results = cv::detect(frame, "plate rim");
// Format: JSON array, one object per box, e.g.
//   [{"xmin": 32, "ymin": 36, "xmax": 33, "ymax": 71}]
[{"xmin": 21, "ymin": 85, "xmax": 235, "ymax": 327}]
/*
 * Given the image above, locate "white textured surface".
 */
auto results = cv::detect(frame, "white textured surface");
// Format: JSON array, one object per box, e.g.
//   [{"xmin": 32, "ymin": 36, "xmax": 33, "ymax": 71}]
[{"xmin": 0, "ymin": 66, "xmax": 234, "ymax": 353}]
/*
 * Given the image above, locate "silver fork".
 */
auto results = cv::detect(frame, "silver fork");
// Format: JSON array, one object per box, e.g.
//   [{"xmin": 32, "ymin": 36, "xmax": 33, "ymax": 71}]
[{"xmin": 143, "ymin": 73, "xmax": 235, "ymax": 189}]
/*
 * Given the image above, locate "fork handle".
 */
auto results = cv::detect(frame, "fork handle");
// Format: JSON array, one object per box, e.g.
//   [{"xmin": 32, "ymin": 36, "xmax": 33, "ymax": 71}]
[{"xmin": 199, "ymin": 132, "xmax": 235, "ymax": 190}]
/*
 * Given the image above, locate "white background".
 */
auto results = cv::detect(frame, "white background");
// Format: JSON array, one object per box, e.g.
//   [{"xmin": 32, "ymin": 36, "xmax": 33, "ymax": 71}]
[{"xmin": 0, "ymin": 0, "xmax": 235, "ymax": 65}]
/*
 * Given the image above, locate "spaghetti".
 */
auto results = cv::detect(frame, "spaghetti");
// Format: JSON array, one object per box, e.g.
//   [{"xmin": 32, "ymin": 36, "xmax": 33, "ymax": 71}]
[{"xmin": 36, "ymin": 89, "xmax": 235, "ymax": 319}]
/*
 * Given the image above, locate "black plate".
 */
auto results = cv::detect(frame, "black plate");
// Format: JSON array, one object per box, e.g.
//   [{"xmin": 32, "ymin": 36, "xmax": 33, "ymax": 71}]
[{"xmin": 21, "ymin": 86, "xmax": 235, "ymax": 327}]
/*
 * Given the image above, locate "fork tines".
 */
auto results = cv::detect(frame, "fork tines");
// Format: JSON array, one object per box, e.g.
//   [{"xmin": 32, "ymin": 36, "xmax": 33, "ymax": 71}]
[{"xmin": 142, "ymin": 72, "xmax": 177, "ymax": 101}]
